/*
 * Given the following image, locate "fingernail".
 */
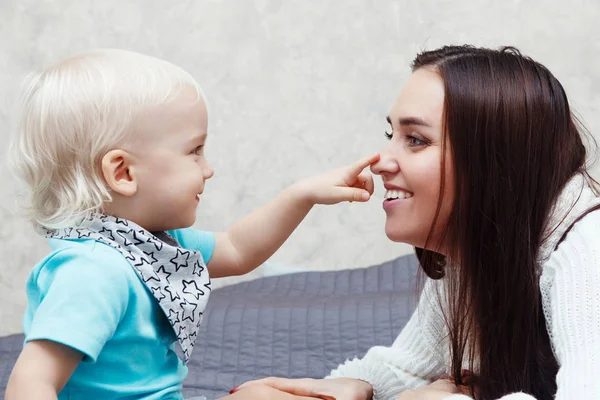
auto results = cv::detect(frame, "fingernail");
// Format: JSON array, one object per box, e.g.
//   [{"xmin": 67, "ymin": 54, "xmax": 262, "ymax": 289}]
[
  {"xmin": 229, "ymin": 386, "xmax": 239, "ymax": 394},
  {"xmin": 362, "ymin": 192, "xmax": 369, "ymax": 200}
]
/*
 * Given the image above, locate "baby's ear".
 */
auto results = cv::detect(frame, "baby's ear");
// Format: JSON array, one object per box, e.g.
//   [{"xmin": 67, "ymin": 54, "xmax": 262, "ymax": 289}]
[{"xmin": 101, "ymin": 149, "xmax": 137, "ymax": 197}]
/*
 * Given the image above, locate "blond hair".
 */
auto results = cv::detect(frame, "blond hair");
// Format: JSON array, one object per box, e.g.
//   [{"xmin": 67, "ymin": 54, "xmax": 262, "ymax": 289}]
[{"xmin": 10, "ymin": 49, "xmax": 204, "ymax": 229}]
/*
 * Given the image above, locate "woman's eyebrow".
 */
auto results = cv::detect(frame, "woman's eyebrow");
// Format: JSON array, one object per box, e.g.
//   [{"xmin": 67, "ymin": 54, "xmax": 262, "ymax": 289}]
[{"xmin": 386, "ymin": 116, "xmax": 432, "ymax": 127}]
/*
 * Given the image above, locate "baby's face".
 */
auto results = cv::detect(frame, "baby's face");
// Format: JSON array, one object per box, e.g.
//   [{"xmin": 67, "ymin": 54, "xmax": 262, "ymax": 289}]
[{"xmin": 125, "ymin": 88, "xmax": 214, "ymax": 231}]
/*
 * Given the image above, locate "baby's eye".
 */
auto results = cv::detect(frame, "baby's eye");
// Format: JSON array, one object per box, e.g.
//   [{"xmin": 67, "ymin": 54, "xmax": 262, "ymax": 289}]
[{"xmin": 192, "ymin": 145, "xmax": 204, "ymax": 155}]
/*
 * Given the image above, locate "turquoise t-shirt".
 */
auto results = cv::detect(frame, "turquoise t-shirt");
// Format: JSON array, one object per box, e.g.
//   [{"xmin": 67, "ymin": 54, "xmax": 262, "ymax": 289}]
[{"xmin": 23, "ymin": 228, "xmax": 215, "ymax": 400}]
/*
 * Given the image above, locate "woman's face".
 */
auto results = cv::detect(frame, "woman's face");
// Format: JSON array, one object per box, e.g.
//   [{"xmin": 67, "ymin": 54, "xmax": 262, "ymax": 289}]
[{"xmin": 370, "ymin": 67, "xmax": 454, "ymax": 252}]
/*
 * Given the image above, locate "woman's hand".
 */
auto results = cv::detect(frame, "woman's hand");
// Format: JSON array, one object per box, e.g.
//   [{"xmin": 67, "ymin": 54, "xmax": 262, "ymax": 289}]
[
  {"xmin": 397, "ymin": 379, "xmax": 470, "ymax": 400},
  {"xmin": 220, "ymin": 383, "xmax": 322, "ymax": 400},
  {"xmin": 232, "ymin": 377, "xmax": 374, "ymax": 400}
]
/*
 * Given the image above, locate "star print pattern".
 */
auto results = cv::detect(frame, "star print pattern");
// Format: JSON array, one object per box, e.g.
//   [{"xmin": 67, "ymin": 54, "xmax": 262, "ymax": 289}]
[
  {"xmin": 148, "ymin": 236, "xmax": 164, "ymax": 251},
  {"xmin": 183, "ymin": 280, "xmax": 205, "ymax": 300},
  {"xmin": 165, "ymin": 286, "xmax": 181, "ymax": 302},
  {"xmin": 170, "ymin": 249, "xmax": 191, "ymax": 272},
  {"xmin": 180, "ymin": 298, "xmax": 198, "ymax": 323},
  {"xmin": 43, "ymin": 213, "xmax": 211, "ymax": 363},
  {"xmin": 151, "ymin": 286, "xmax": 166, "ymax": 302},
  {"xmin": 144, "ymin": 251, "xmax": 158, "ymax": 264},
  {"xmin": 98, "ymin": 227, "xmax": 115, "ymax": 241},
  {"xmin": 192, "ymin": 260, "xmax": 205, "ymax": 277},
  {"xmin": 168, "ymin": 309, "xmax": 181, "ymax": 324},
  {"xmin": 156, "ymin": 265, "xmax": 172, "ymax": 283},
  {"xmin": 76, "ymin": 228, "xmax": 92, "ymax": 238},
  {"xmin": 138, "ymin": 263, "xmax": 161, "ymax": 283},
  {"xmin": 116, "ymin": 229, "xmax": 135, "ymax": 246}
]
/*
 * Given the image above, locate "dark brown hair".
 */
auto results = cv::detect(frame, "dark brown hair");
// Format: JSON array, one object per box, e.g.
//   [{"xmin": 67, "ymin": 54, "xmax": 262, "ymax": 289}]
[{"xmin": 412, "ymin": 45, "xmax": 596, "ymax": 399}]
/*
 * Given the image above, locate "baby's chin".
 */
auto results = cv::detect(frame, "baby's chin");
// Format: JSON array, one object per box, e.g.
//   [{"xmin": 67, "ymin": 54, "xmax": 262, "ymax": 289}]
[{"xmin": 154, "ymin": 216, "xmax": 197, "ymax": 232}]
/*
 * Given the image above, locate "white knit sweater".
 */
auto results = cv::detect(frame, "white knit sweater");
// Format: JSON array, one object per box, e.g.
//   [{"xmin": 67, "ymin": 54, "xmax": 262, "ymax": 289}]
[{"xmin": 328, "ymin": 175, "xmax": 600, "ymax": 400}]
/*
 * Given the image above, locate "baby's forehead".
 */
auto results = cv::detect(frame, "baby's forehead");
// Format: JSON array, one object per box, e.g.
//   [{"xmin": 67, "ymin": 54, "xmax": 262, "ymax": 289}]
[{"xmin": 128, "ymin": 92, "xmax": 208, "ymax": 143}]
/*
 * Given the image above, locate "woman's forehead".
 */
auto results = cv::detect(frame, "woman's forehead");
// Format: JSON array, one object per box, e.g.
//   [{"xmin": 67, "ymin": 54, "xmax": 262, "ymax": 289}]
[{"xmin": 390, "ymin": 68, "xmax": 445, "ymax": 128}]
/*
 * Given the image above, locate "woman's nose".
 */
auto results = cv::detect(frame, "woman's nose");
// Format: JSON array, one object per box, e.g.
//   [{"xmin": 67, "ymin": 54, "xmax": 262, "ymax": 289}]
[{"xmin": 370, "ymin": 150, "xmax": 400, "ymax": 176}]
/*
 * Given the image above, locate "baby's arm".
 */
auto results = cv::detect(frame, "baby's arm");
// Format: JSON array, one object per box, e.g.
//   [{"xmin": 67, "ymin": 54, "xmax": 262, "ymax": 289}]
[
  {"xmin": 8, "ymin": 246, "xmax": 131, "ymax": 398},
  {"xmin": 5, "ymin": 340, "xmax": 82, "ymax": 399},
  {"xmin": 208, "ymin": 184, "xmax": 314, "ymax": 278},
  {"xmin": 207, "ymin": 153, "xmax": 379, "ymax": 278}
]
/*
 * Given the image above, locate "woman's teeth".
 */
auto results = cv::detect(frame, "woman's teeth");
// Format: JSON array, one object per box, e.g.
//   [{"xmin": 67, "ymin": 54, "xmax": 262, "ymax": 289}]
[{"xmin": 384, "ymin": 189, "xmax": 413, "ymax": 200}]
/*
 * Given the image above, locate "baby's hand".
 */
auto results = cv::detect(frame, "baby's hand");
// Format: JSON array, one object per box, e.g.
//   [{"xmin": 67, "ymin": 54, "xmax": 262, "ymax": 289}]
[{"xmin": 294, "ymin": 153, "xmax": 380, "ymax": 205}]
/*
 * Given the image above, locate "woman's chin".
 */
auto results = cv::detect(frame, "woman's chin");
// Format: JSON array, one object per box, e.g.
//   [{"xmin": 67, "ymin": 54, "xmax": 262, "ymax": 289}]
[
  {"xmin": 384, "ymin": 227, "xmax": 408, "ymax": 243},
  {"xmin": 384, "ymin": 226, "xmax": 425, "ymax": 248}
]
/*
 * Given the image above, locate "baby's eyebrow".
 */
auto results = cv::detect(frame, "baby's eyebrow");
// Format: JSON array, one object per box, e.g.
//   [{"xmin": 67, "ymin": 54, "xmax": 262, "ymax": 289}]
[{"xmin": 187, "ymin": 132, "xmax": 207, "ymax": 144}]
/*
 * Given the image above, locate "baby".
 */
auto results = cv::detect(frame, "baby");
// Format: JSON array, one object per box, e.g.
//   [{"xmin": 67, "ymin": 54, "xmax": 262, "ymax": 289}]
[{"xmin": 5, "ymin": 49, "xmax": 378, "ymax": 400}]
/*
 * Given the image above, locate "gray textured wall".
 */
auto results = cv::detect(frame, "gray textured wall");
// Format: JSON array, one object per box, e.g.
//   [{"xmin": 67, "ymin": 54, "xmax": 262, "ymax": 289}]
[{"xmin": 1, "ymin": 0, "xmax": 599, "ymax": 335}]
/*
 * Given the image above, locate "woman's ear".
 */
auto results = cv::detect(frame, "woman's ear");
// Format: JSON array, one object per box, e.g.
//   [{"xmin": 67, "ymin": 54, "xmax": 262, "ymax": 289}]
[{"xmin": 101, "ymin": 149, "xmax": 138, "ymax": 197}]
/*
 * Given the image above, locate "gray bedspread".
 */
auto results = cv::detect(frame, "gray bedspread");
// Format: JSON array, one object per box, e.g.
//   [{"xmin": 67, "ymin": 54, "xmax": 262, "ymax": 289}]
[{"xmin": 0, "ymin": 254, "xmax": 419, "ymax": 399}]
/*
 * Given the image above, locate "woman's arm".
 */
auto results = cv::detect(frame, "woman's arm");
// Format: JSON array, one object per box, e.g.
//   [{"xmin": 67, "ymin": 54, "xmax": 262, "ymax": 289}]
[
  {"xmin": 239, "ymin": 278, "xmax": 450, "ymax": 400},
  {"xmin": 326, "ymin": 277, "xmax": 449, "ymax": 399},
  {"xmin": 446, "ymin": 394, "xmax": 534, "ymax": 400},
  {"xmin": 218, "ymin": 383, "xmax": 322, "ymax": 400},
  {"xmin": 445, "ymin": 212, "xmax": 600, "ymax": 400},
  {"xmin": 538, "ymin": 214, "xmax": 600, "ymax": 399}
]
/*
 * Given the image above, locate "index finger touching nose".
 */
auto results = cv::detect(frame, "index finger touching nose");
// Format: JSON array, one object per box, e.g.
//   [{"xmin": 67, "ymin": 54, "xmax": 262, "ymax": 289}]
[{"xmin": 350, "ymin": 153, "xmax": 380, "ymax": 175}]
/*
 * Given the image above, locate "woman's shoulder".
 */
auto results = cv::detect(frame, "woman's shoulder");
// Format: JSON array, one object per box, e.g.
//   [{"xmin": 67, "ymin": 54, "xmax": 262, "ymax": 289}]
[
  {"xmin": 558, "ymin": 207, "xmax": 600, "ymax": 248},
  {"xmin": 542, "ymin": 208, "xmax": 600, "ymax": 276}
]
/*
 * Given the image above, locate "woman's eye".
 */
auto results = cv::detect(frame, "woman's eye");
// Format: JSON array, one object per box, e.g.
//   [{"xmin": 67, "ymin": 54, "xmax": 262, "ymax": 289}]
[
  {"xmin": 384, "ymin": 130, "xmax": 393, "ymax": 140},
  {"xmin": 406, "ymin": 135, "xmax": 427, "ymax": 147}
]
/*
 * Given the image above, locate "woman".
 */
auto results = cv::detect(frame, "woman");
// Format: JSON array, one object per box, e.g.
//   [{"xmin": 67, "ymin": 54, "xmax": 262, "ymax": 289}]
[{"xmin": 229, "ymin": 45, "xmax": 600, "ymax": 399}]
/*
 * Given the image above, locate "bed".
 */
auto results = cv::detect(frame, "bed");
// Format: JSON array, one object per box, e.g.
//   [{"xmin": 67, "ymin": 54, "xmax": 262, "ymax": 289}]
[{"xmin": 0, "ymin": 254, "xmax": 419, "ymax": 399}]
